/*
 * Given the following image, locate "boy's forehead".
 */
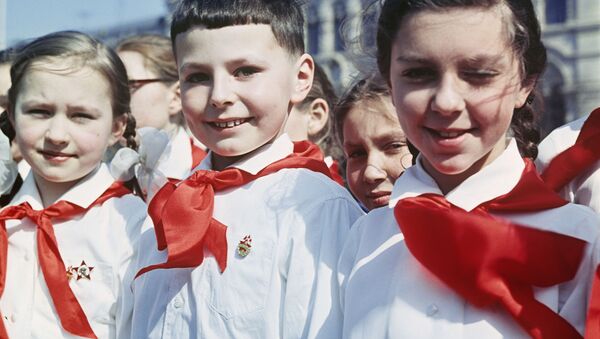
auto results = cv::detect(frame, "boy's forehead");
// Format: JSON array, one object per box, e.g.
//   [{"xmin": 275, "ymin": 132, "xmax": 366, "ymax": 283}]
[{"xmin": 174, "ymin": 24, "xmax": 295, "ymax": 65}]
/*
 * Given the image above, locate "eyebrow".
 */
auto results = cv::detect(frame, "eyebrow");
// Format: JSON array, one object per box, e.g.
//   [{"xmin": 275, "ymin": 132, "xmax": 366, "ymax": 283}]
[
  {"xmin": 179, "ymin": 55, "xmax": 267, "ymax": 73},
  {"xmin": 395, "ymin": 53, "xmax": 507, "ymax": 66}
]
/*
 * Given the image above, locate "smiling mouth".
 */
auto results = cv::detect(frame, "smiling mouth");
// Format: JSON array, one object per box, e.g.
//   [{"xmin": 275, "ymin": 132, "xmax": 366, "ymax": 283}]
[
  {"xmin": 209, "ymin": 118, "xmax": 251, "ymax": 129},
  {"xmin": 39, "ymin": 150, "xmax": 75, "ymax": 158},
  {"xmin": 426, "ymin": 128, "xmax": 472, "ymax": 139}
]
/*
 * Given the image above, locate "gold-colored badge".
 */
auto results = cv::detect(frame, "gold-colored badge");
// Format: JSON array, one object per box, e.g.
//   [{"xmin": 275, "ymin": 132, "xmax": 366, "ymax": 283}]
[{"xmin": 236, "ymin": 235, "xmax": 252, "ymax": 257}]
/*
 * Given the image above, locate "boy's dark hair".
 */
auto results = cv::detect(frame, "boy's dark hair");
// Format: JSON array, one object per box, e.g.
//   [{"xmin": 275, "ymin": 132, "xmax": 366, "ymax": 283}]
[{"xmin": 170, "ymin": 0, "xmax": 305, "ymax": 56}]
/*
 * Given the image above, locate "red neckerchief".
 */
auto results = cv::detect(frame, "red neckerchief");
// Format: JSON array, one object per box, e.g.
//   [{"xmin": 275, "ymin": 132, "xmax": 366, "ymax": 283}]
[
  {"xmin": 0, "ymin": 182, "xmax": 131, "ymax": 339},
  {"xmin": 539, "ymin": 107, "xmax": 600, "ymax": 338},
  {"xmin": 136, "ymin": 141, "xmax": 333, "ymax": 278},
  {"xmin": 190, "ymin": 138, "xmax": 207, "ymax": 170},
  {"xmin": 541, "ymin": 107, "xmax": 600, "ymax": 191},
  {"xmin": 395, "ymin": 160, "xmax": 586, "ymax": 338}
]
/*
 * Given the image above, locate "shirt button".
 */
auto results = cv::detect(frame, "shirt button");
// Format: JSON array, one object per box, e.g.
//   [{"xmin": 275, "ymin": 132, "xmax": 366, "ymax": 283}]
[
  {"xmin": 24, "ymin": 253, "xmax": 31, "ymax": 261},
  {"xmin": 173, "ymin": 298, "xmax": 184, "ymax": 309},
  {"xmin": 426, "ymin": 304, "xmax": 439, "ymax": 317},
  {"xmin": 10, "ymin": 314, "xmax": 17, "ymax": 323}
]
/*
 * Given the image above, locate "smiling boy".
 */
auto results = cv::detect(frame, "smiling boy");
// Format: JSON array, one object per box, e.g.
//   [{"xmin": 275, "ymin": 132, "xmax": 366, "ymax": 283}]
[{"xmin": 130, "ymin": 1, "xmax": 363, "ymax": 338}]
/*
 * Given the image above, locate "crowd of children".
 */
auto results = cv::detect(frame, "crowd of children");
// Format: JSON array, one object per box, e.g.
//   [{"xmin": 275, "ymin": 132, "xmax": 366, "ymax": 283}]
[{"xmin": 0, "ymin": 0, "xmax": 599, "ymax": 338}]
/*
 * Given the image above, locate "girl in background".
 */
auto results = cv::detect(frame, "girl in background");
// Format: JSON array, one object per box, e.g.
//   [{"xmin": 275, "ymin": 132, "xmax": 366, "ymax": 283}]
[
  {"xmin": 0, "ymin": 31, "xmax": 146, "ymax": 339},
  {"xmin": 334, "ymin": 75, "xmax": 411, "ymax": 210},
  {"xmin": 117, "ymin": 34, "xmax": 206, "ymax": 180},
  {"xmin": 338, "ymin": 0, "xmax": 600, "ymax": 337}
]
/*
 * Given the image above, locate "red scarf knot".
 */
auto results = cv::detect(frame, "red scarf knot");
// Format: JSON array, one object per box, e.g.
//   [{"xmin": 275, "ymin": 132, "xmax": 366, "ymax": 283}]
[
  {"xmin": 137, "ymin": 140, "xmax": 334, "ymax": 278},
  {"xmin": 394, "ymin": 159, "xmax": 586, "ymax": 338}
]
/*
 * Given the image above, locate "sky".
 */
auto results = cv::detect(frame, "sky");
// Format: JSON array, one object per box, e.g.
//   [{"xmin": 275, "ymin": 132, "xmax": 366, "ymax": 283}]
[{"xmin": 5, "ymin": 0, "xmax": 168, "ymax": 47}]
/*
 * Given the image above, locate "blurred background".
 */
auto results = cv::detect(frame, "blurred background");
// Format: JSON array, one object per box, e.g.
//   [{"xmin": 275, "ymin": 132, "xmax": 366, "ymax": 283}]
[{"xmin": 1, "ymin": 0, "xmax": 599, "ymax": 136}]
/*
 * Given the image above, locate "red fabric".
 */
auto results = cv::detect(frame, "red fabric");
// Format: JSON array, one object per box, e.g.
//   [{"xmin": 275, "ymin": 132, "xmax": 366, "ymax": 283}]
[
  {"xmin": 0, "ymin": 182, "xmax": 130, "ymax": 339},
  {"xmin": 136, "ymin": 140, "xmax": 333, "ymax": 278},
  {"xmin": 541, "ymin": 107, "xmax": 600, "ymax": 192},
  {"xmin": 394, "ymin": 160, "xmax": 586, "ymax": 338},
  {"xmin": 190, "ymin": 138, "xmax": 207, "ymax": 170},
  {"xmin": 328, "ymin": 159, "xmax": 345, "ymax": 186},
  {"xmin": 539, "ymin": 107, "xmax": 600, "ymax": 339}
]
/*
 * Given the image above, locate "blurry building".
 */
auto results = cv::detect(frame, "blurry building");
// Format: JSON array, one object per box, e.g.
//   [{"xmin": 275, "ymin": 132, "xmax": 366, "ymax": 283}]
[{"xmin": 534, "ymin": 0, "xmax": 600, "ymax": 135}]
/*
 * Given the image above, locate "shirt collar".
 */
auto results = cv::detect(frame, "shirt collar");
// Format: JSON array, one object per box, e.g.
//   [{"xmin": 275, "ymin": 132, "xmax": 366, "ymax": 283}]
[
  {"xmin": 11, "ymin": 163, "xmax": 116, "ymax": 210},
  {"xmin": 197, "ymin": 134, "xmax": 294, "ymax": 175},
  {"xmin": 389, "ymin": 139, "xmax": 525, "ymax": 211},
  {"xmin": 157, "ymin": 127, "xmax": 192, "ymax": 179}
]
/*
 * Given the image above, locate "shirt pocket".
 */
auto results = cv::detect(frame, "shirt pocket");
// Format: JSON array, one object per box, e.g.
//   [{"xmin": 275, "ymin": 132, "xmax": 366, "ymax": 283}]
[
  {"xmin": 204, "ymin": 234, "xmax": 275, "ymax": 320},
  {"xmin": 66, "ymin": 259, "xmax": 117, "ymax": 325}
]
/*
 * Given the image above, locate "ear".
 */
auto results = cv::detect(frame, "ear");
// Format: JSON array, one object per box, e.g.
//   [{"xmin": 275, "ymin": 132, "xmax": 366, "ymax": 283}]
[
  {"xmin": 514, "ymin": 78, "xmax": 536, "ymax": 109},
  {"xmin": 108, "ymin": 114, "xmax": 127, "ymax": 146},
  {"xmin": 306, "ymin": 98, "xmax": 329, "ymax": 137},
  {"xmin": 290, "ymin": 54, "xmax": 314, "ymax": 105},
  {"xmin": 167, "ymin": 82, "xmax": 182, "ymax": 117}
]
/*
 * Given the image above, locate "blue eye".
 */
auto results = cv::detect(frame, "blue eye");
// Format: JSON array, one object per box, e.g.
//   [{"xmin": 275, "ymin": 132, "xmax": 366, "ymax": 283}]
[
  {"xmin": 234, "ymin": 67, "xmax": 259, "ymax": 78},
  {"xmin": 402, "ymin": 68, "xmax": 437, "ymax": 81},
  {"xmin": 185, "ymin": 73, "xmax": 210, "ymax": 83},
  {"xmin": 26, "ymin": 109, "xmax": 51, "ymax": 117}
]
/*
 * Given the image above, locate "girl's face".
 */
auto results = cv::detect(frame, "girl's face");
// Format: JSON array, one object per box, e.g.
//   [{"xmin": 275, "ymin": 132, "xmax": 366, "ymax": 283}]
[
  {"xmin": 118, "ymin": 50, "xmax": 180, "ymax": 133},
  {"xmin": 343, "ymin": 97, "xmax": 411, "ymax": 210},
  {"xmin": 12, "ymin": 61, "xmax": 124, "ymax": 189},
  {"xmin": 389, "ymin": 7, "xmax": 532, "ymax": 193}
]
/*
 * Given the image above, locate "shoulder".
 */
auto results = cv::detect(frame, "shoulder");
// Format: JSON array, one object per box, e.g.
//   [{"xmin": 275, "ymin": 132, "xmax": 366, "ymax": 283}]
[
  {"xmin": 505, "ymin": 202, "xmax": 600, "ymax": 244},
  {"xmin": 257, "ymin": 167, "xmax": 361, "ymax": 208},
  {"xmin": 99, "ymin": 192, "xmax": 148, "ymax": 230},
  {"xmin": 537, "ymin": 116, "xmax": 587, "ymax": 167}
]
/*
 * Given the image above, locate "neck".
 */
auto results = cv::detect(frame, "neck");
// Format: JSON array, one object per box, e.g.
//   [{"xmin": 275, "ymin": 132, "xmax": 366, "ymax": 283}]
[
  {"xmin": 422, "ymin": 140, "xmax": 508, "ymax": 195},
  {"xmin": 33, "ymin": 168, "xmax": 96, "ymax": 208}
]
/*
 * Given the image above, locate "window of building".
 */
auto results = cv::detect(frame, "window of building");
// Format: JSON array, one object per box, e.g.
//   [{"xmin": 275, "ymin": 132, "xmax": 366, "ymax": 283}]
[
  {"xmin": 334, "ymin": 1, "xmax": 347, "ymax": 52},
  {"xmin": 546, "ymin": 0, "xmax": 567, "ymax": 24},
  {"xmin": 308, "ymin": 5, "xmax": 320, "ymax": 54}
]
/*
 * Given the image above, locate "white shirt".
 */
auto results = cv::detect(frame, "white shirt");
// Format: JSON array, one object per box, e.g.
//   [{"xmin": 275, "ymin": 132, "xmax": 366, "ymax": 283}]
[
  {"xmin": 157, "ymin": 127, "xmax": 203, "ymax": 180},
  {"xmin": 339, "ymin": 139, "xmax": 600, "ymax": 338},
  {"xmin": 537, "ymin": 114, "xmax": 600, "ymax": 213},
  {"xmin": 131, "ymin": 134, "xmax": 364, "ymax": 339},
  {"xmin": 1, "ymin": 164, "xmax": 147, "ymax": 339}
]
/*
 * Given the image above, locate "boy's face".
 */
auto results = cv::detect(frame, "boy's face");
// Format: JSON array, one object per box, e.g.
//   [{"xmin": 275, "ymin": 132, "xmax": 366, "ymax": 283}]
[{"xmin": 175, "ymin": 24, "xmax": 312, "ymax": 164}]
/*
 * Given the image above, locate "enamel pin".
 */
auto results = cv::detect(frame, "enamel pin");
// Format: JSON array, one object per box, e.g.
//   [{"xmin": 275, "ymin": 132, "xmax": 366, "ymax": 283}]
[
  {"xmin": 237, "ymin": 235, "xmax": 252, "ymax": 257},
  {"xmin": 71, "ymin": 261, "xmax": 94, "ymax": 281},
  {"xmin": 66, "ymin": 265, "xmax": 76, "ymax": 281}
]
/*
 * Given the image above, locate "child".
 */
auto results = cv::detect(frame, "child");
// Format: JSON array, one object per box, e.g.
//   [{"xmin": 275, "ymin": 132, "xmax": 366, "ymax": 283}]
[
  {"xmin": 131, "ymin": 1, "xmax": 364, "ymax": 338},
  {"xmin": 338, "ymin": 0, "xmax": 600, "ymax": 338},
  {"xmin": 116, "ymin": 34, "xmax": 207, "ymax": 180},
  {"xmin": 537, "ymin": 108, "xmax": 600, "ymax": 212},
  {"xmin": 334, "ymin": 75, "xmax": 411, "ymax": 210},
  {"xmin": 0, "ymin": 31, "xmax": 147, "ymax": 339},
  {"xmin": 285, "ymin": 63, "xmax": 345, "ymax": 185}
]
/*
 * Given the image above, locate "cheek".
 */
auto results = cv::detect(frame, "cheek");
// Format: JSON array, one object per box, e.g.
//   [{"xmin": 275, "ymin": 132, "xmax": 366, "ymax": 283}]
[
  {"xmin": 346, "ymin": 161, "xmax": 364, "ymax": 190},
  {"xmin": 181, "ymin": 88, "xmax": 208, "ymax": 115}
]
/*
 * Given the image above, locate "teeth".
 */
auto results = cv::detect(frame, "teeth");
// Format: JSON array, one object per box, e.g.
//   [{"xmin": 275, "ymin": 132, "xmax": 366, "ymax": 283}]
[
  {"xmin": 439, "ymin": 131, "xmax": 461, "ymax": 138},
  {"xmin": 214, "ymin": 119, "xmax": 246, "ymax": 128}
]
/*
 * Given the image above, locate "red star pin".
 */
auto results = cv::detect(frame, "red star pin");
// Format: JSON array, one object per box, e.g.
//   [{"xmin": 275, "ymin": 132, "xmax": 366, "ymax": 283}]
[{"xmin": 72, "ymin": 261, "xmax": 94, "ymax": 280}]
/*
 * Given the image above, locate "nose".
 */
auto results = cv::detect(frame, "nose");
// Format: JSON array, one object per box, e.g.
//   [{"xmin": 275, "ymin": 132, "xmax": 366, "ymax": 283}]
[
  {"xmin": 363, "ymin": 154, "xmax": 387, "ymax": 184},
  {"xmin": 210, "ymin": 74, "xmax": 234, "ymax": 109},
  {"xmin": 44, "ymin": 116, "xmax": 70, "ymax": 145},
  {"xmin": 431, "ymin": 75, "xmax": 466, "ymax": 115}
]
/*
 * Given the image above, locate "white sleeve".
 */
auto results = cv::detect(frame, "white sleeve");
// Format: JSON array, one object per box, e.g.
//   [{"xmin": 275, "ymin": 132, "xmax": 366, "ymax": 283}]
[
  {"xmin": 114, "ymin": 197, "xmax": 148, "ymax": 339},
  {"xmin": 279, "ymin": 196, "xmax": 364, "ymax": 339},
  {"xmin": 557, "ymin": 216, "xmax": 600, "ymax": 335}
]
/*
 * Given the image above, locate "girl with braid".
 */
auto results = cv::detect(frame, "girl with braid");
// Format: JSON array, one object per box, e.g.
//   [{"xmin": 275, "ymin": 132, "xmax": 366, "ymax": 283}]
[
  {"xmin": 338, "ymin": 0, "xmax": 600, "ymax": 337},
  {"xmin": 0, "ymin": 31, "xmax": 146, "ymax": 338}
]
